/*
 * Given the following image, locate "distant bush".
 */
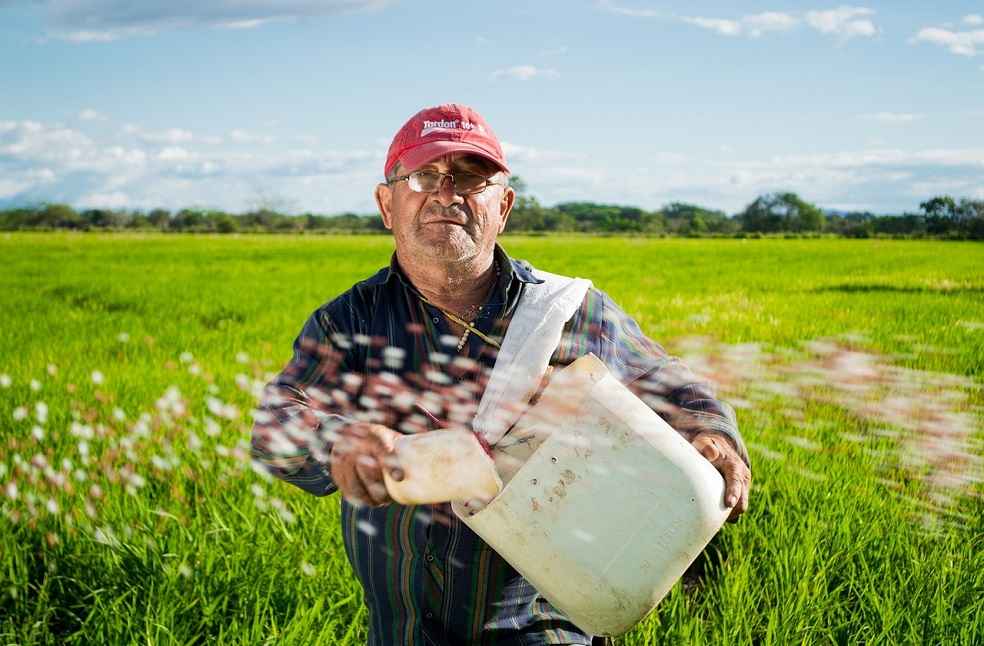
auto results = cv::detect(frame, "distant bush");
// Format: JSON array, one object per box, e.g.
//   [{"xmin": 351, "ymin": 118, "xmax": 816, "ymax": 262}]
[{"xmin": 3, "ymin": 192, "xmax": 982, "ymax": 239}]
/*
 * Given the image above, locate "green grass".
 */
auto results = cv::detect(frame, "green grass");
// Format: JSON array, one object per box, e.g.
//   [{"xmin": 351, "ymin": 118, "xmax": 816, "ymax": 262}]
[{"xmin": 1, "ymin": 233, "xmax": 982, "ymax": 645}]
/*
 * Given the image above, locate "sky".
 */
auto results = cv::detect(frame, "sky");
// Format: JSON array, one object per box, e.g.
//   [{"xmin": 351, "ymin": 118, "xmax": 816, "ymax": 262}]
[{"xmin": 1, "ymin": 0, "xmax": 982, "ymax": 215}]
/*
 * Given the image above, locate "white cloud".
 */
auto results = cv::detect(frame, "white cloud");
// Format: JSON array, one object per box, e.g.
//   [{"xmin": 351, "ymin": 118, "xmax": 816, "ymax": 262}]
[
  {"xmin": 683, "ymin": 17, "xmax": 742, "ymax": 37},
  {"xmin": 596, "ymin": 1, "xmax": 662, "ymax": 18},
  {"xmin": 229, "ymin": 129, "xmax": 276, "ymax": 145},
  {"xmin": 37, "ymin": 0, "xmax": 391, "ymax": 42},
  {"xmin": 912, "ymin": 26, "xmax": 984, "ymax": 57},
  {"xmin": 806, "ymin": 6, "xmax": 878, "ymax": 39},
  {"xmin": 0, "ymin": 116, "xmax": 380, "ymax": 212},
  {"xmin": 860, "ymin": 112, "xmax": 924, "ymax": 124},
  {"xmin": 157, "ymin": 147, "xmax": 196, "ymax": 161},
  {"xmin": 140, "ymin": 128, "xmax": 194, "ymax": 144},
  {"xmin": 509, "ymin": 143, "xmax": 984, "ymax": 214},
  {"xmin": 500, "ymin": 142, "xmax": 582, "ymax": 164},
  {"xmin": 78, "ymin": 109, "xmax": 107, "ymax": 121},
  {"xmin": 216, "ymin": 19, "xmax": 275, "ymax": 30},
  {"xmin": 964, "ymin": 15, "xmax": 984, "ymax": 27},
  {"xmin": 77, "ymin": 191, "xmax": 130, "ymax": 208},
  {"xmin": 683, "ymin": 12, "xmax": 797, "ymax": 38},
  {"xmin": 744, "ymin": 12, "xmax": 799, "ymax": 36},
  {"xmin": 491, "ymin": 65, "xmax": 558, "ymax": 81},
  {"xmin": 4, "ymin": 116, "xmax": 983, "ymax": 215}
]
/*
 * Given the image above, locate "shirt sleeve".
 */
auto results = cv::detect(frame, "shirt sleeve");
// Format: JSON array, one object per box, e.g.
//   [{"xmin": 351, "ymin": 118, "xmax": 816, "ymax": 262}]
[
  {"xmin": 250, "ymin": 308, "xmax": 355, "ymax": 496},
  {"xmin": 554, "ymin": 288, "xmax": 750, "ymax": 467}
]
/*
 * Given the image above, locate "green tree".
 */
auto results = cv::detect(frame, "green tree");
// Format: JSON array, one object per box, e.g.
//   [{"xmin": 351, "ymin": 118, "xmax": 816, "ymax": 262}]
[{"xmin": 738, "ymin": 193, "xmax": 825, "ymax": 233}]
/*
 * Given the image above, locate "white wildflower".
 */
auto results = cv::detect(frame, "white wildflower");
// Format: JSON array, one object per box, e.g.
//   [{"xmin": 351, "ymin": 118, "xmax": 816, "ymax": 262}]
[
  {"xmin": 300, "ymin": 561, "xmax": 316, "ymax": 576},
  {"xmin": 179, "ymin": 351, "xmax": 193, "ymax": 364},
  {"xmin": 0, "ymin": 374, "xmax": 11, "ymax": 388},
  {"xmin": 71, "ymin": 422, "xmax": 94, "ymax": 439},
  {"xmin": 30, "ymin": 379, "xmax": 41, "ymax": 392},
  {"xmin": 117, "ymin": 332, "xmax": 130, "ymax": 343},
  {"xmin": 91, "ymin": 371, "xmax": 104, "ymax": 385},
  {"xmin": 12, "ymin": 406, "xmax": 27, "ymax": 421},
  {"xmin": 31, "ymin": 426, "xmax": 44, "ymax": 442},
  {"xmin": 235, "ymin": 352, "xmax": 249, "ymax": 364},
  {"xmin": 204, "ymin": 416, "xmax": 221, "ymax": 437},
  {"xmin": 35, "ymin": 402, "xmax": 48, "ymax": 424},
  {"xmin": 113, "ymin": 407, "xmax": 126, "ymax": 422}
]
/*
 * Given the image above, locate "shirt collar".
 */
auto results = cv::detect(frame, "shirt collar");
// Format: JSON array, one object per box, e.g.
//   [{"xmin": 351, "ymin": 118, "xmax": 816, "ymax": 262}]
[{"xmin": 375, "ymin": 243, "xmax": 544, "ymax": 290}]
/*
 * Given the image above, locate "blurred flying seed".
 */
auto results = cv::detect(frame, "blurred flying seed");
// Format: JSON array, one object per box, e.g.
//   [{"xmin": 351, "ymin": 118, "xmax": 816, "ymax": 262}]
[
  {"xmin": 356, "ymin": 520, "xmax": 378, "ymax": 537},
  {"xmin": 117, "ymin": 332, "xmax": 130, "ymax": 343}
]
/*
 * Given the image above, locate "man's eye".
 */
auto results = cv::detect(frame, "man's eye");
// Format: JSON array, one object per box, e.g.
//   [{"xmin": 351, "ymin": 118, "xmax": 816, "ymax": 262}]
[
  {"xmin": 417, "ymin": 171, "xmax": 441, "ymax": 181},
  {"xmin": 455, "ymin": 172, "xmax": 484, "ymax": 185}
]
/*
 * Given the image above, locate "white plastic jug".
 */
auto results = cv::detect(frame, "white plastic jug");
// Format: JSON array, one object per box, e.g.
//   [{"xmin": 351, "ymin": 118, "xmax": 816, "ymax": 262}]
[
  {"xmin": 451, "ymin": 354, "xmax": 732, "ymax": 637},
  {"xmin": 382, "ymin": 429, "xmax": 502, "ymax": 506}
]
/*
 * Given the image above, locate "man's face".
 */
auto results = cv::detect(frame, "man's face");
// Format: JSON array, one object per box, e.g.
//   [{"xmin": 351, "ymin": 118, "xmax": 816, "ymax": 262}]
[{"xmin": 374, "ymin": 153, "xmax": 515, "ymax": 265}]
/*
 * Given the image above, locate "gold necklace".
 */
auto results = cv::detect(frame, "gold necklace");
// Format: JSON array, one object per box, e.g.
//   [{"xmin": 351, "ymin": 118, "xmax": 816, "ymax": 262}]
[{"xmin": 420, "ymin": 261, "xmax": 502, "ymax": 352}]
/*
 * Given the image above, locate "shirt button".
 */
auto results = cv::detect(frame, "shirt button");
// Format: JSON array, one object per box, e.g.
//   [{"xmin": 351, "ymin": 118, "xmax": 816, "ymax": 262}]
[
  {"xmin": 425, "ymin": 611, "xmax": 434, "ymax": 619},
  {"xmin": 426, "ymin": 554, "xmax": 435, "ymax": 562},
  {"xmin": 432, "ymin": 317, "xmax": 440, "ymax": 323}
]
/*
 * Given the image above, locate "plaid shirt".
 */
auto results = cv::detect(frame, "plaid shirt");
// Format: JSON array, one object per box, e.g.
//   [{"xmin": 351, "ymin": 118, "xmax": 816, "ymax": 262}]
[{"xmin": 251, "ymin": 244, "xmax": 746, "ymax": 646}]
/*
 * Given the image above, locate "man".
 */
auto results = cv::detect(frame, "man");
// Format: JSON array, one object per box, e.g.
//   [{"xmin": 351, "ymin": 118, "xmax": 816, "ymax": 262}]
[{"xmin": 251, "ymin": 103, "xmax": 751, "ymax": 645}]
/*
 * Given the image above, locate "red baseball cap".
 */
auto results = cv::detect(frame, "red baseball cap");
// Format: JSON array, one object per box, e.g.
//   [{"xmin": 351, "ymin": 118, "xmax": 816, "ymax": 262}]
[{"xmin": 384, "ymin": 103, "xmax": 510, "ymax": 178}]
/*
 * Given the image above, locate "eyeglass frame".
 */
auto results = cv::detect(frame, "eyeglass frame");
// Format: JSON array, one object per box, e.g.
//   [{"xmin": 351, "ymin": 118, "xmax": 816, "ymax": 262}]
[{"xmin": 386, "ymin": 169, "xmax": 508, "ymax": 196}]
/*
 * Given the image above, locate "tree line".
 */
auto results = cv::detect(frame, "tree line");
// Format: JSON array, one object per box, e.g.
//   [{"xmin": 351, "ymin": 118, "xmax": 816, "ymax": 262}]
[{"xmin": 2, "ymin": 179, "xmax": 982, "ymax": 239}]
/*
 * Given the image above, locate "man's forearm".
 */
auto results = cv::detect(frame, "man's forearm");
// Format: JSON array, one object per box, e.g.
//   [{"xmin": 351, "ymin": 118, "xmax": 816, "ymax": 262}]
[{"xmin": 250, "ymin": 382, "xmax": 351, "ymax": 497}]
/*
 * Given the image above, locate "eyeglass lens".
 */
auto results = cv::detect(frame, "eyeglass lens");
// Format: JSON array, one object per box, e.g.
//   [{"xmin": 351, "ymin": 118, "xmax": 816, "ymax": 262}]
[{"xmin": 408, "ymin": 171, "xmax": 488, "ymax": 194}]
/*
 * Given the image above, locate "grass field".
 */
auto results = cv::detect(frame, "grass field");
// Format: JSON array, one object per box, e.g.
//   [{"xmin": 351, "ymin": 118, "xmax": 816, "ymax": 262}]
[{"xmin": 1, "ymin": 233, "xmax": 982, "ymax": 645}]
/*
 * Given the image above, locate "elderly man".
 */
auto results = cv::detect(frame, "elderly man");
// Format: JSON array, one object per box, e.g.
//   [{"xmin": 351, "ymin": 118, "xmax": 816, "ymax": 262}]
[{"xmin": 251, "ymin": 103, "xmax": 751, "ymax": 646}]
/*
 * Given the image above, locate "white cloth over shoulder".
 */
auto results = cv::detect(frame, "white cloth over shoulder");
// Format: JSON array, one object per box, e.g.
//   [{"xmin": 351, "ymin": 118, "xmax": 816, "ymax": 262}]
[{"xmin": 472, "ymin": 269, "xmax": 592, "ymax": 446}]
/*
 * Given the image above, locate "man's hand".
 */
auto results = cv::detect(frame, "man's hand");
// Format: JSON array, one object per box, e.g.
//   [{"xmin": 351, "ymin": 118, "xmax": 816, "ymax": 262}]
[
  {"xmin": 330, "ymin": 423, "xmax": 404, "ymax": 507},
  {"xmin": 690, "ymin": 431, "xmax": 751, "ymax": 522}
]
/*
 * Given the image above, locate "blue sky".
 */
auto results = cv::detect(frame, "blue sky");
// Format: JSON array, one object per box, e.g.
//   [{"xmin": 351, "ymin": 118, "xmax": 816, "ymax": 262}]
[{"xmin": 1, "ymin": 0, "xmax": 982, "ymax": 214}]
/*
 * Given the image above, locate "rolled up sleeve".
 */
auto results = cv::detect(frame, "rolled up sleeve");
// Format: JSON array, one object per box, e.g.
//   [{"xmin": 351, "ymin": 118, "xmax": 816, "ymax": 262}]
[
  {"xmin": 250, "ymin": 309, "xmax": 354, "ymax": 496},
  {"xmin": 558, "ymin": 288, "xmax": 750, "ymax": 467}
]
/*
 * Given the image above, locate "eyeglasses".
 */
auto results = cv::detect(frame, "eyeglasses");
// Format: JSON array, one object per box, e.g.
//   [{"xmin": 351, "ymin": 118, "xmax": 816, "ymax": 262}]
[{"xmin": 387, "ymin": 170, "xmax": 506, "ymax": 196}]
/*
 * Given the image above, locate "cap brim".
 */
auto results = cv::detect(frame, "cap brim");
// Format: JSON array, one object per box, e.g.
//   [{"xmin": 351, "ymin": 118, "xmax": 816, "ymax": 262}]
[{"xmin": 398, "ymin": 140, "xmax": 510, "ymax": 175}]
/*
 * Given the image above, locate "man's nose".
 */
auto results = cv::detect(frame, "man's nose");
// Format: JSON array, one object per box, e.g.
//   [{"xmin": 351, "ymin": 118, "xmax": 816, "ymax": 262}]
[{"xmin": 432, "ymin": 174, "xmax": 464, "ymax": 207}]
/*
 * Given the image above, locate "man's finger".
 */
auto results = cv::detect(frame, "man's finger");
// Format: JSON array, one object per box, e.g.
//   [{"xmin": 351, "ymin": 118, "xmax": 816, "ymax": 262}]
[
  {"xmin": 367, "ymin": 425, "xmax": 398, "ymax": 453},
  {"xmin": 355, "ymin": 458, "xmax": 390, "ymax": 506},
  {"xmin": 691, "ymin": 434, "xmax": 723, "ymax": 464},
  {"xmin": 719, "ymin": 459, "xmax": 742, "ymax": 507},
  {"xmin": 340, "ymin": 465, "xmax": 373, "ymax": 507}
]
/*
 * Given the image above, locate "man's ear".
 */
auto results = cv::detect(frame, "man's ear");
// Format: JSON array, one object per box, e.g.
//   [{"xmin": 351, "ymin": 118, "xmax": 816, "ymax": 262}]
[
  {"xmin": 375, "ymin": 183, "xmax": 394, "ymax": 230},
  {"xmin": 497, "ymin": 186, "xmax": 516, "ymax": 234}
]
